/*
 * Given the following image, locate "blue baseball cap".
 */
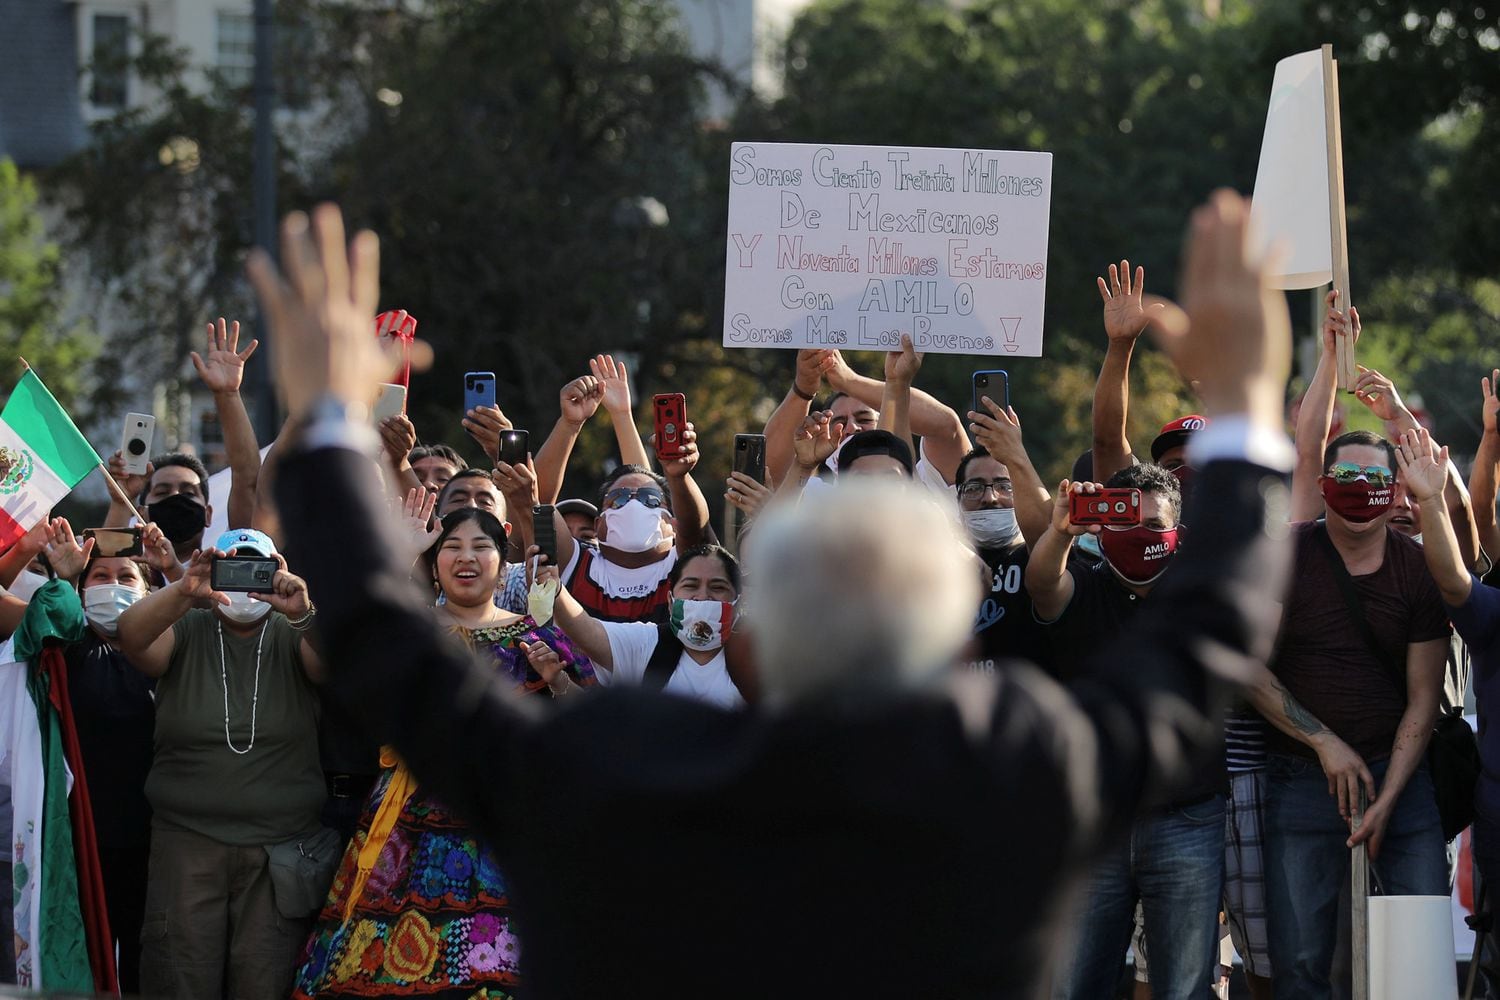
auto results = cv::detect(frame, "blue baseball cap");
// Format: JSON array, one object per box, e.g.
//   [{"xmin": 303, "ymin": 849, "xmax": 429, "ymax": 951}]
[{"xmin": 214, "ymin": 528, "xmax": 277, "ymax": 557}]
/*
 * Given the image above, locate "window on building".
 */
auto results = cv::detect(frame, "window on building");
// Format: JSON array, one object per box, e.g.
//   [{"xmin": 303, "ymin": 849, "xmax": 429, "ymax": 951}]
[
  {"xmin": 90, "ymin": 14, "xmax": 130, "ymax": 108},
  {"xmin": 217, "ymin": 11, "xmax": 255, "ymax": 89}
]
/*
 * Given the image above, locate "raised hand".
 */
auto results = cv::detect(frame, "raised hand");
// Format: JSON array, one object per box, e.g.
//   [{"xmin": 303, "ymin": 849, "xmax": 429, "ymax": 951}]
[
  {"xmin": 248, "ymin": 553, "xmax": 312, "ymax": 618},
  {"xmin": 884, "ymin": 333, "xmax": 923, "ymax": 385},
  {"xmin": 492, "ymin": 456, "xmax": 540, "ymax": 514},
  {"xmin": 43, "ymin": 517, "xmax": 93, "ymax": 582},
  {"xmin": 825, "ymin": 350, "xmax": 857, "ymax": 392},
  {"xmin": 141, "ymin": 523, "xmax": 182, "ymax": 580},
  {"xmin": 968, "ymin": 399, "xmax": 1025, "ymax": 465},
  {"xmin": 108, "ymin": 450, "xmax": 152, "ymax": 505},
  {"xmin": 379, "ymin": 414, "xmax": 417, "ymax": 464},
  {"xmin": 1482, "ymin": 368, "xmax": 1499, "ymax": 435},
  {"xmin": 660, "ymin": 421, "xmax": 700, "ymax": 479},
  {"xmin": 462, "ymin": 405, "xmax": 513, "ymax": 462},
  {"xmin": 1394, "ymin": 427, "xmax": 1448, "ymax": 504},
  {"xmin": 1319, "ymin": 289, "xmax": 1360, "ymax": 357},
  {"xmin": 190, "ymin": 317, "xmax": 259, "ymax": 395},
  {"xmin": 181, "ymin": 549, "xmax": 230, "ymax": 606},
  {"xmin": 1351, "ymin": 366, "xmax": 1410, "ymax": 424},
  {"xmin": 1051, "ymin": 480, "xmax": 1102, "ymax": 537},
  {"xmin": 591, "ymin": 354, "xmax": 633, "ymax": 416},
  {"xmin": 1097, "ymin": 259, "xmax": 1159, "ymax": 342},
  {"xmin": 398, "ymin": 487, "xmax": 440, "ymax": 560},
  {"xmin": 793, "ymin": 411, "xmax": 838, "ymax": 470},
  {"xmin": 1143, "ymin": 191, "xmax": 1292, "ymax": 426},
  {"xmin": 725, "ymin": 471, "xmax": 772, "ymax": 520},
  {"xmin": 794, "ymin": 349, "xmax": 836, "ymax": 398},
  {"xmin": 559, "ymin": 375, "xmax": 604, "ymax": 427}
]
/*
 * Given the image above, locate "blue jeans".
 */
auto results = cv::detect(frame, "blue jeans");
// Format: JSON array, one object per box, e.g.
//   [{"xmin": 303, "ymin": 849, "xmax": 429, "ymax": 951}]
[
  {"xmin": 1264, "ymin": 753, "xmax": 1446, "ymax": 1000},
  {"xmin": 1051, "ymin": 795, "xmax": 1226, "ymax": 1000}
]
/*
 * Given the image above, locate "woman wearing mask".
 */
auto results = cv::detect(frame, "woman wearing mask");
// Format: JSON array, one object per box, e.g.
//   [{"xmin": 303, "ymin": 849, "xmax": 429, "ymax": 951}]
[
  {"xmin": 543, "ymin": 542, "xmax": 745, "ymax": 709},
  {"xmin": 291, "ymin": 507, "xmax": 592, "ymax": 999},
  {"xmin": 116, "ymin": 528, "xmax": 325, "ymax": 1000},
  {"xmin": 41, "ymin": 519, "xmax": 176, "ymax": 993}
]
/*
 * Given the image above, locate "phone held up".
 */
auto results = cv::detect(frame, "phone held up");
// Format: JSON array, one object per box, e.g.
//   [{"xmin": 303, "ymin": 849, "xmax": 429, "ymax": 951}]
[
  {"xmin": 372, "ymin": 383, "xmax": 407, "ymax": 423},
  {"xmin": 971, "ymin": 370, "xmax": 1009, "ymax": 417},
  {"xmin": 464, "ymin": 371, "xmax": 497, "ymax": 414},
  {"xmin": 84, "ymin": 527, "xmax": 143, "ymax": 558},
  {"xmin": 211, "ymin": 555, "xmax": 280, "ymax": 593},
  {"xmin": 654, "ymin": 393, "xmax": 687, "ymax": 461},
  {"xmin": 532, "ymin": 504, "xmax": 557, "ymax": 568},
  {"xmin": 498, "ymin": 429, "xmax": 529, "ymax": 467},
  {"xmin": 733, "ymin": 433, "xmax": 766, "ymax": 485},
  {"xmin": 120, "ymin": 412, "xmax": 156, "ymax": 477},
  {"xmin": 1069, "ymin": 488, "xmax": 1142, "ymax": 526}
]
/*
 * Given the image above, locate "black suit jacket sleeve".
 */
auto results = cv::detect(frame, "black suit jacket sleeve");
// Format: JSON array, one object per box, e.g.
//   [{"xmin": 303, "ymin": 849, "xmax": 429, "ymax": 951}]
[
  {"xmin": 276, "ymin": 444, "xmax": 536, "ymax": 843},
  {"xmin": 983, "ymin": 459, "xmax": 1290, "ymax": 852}
]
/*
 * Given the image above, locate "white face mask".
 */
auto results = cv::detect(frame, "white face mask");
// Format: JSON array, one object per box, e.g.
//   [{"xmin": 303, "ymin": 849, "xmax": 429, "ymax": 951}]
[
  {"xmin": 963, "ymin": 507, "xmax": 1019, "ymax": 548},
  {"xmin": 219, "ymin": 591, "xmax": 272, "ymax": 624},
  {"xmin": 83, "ymin": 584, "xmax": 144, "ymax": 637},
  {"xmin": 602, "ymin": 500, "xmax": 666, "ymax": 553},
  {"xmin": 670, "ymin": 599, "xmax": 736, "ymax": 652}
]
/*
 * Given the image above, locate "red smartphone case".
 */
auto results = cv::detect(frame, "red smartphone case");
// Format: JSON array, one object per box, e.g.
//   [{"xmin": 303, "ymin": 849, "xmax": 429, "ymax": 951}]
[
  {"xmin": 654, "ymin": 394, "xmax": 686, "ymax": 459},
  {"xmin": 1069, "ymin": 488, "xmax": 1141, "ymax": 525}
]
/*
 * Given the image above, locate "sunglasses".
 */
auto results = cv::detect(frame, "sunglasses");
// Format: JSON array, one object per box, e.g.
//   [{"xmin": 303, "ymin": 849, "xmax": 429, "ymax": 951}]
[
  {"xmin": 957, "ymin": 479, "xmax": 1014, "ymax": 501},
  {"xmin": 603, "ymin": 486, "xmax": 666, "ymax": 511},
  {"xmin": 1325, "ymin": 462, "xmax": 1393, "ymax": 487}
]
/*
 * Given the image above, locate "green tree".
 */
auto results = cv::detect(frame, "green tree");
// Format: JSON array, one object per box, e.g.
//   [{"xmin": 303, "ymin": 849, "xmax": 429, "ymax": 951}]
[{"xmin": 0, "ymin": 159, "xmax": 96, "ymax": 410}]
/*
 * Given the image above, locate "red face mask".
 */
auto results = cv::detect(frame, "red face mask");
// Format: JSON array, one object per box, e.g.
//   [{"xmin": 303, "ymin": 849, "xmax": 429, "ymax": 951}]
[
  {"xmin": 1099, "ymin": 525, "xmax": 1181, "ymax": 586},
  {"xmin": 1320, "ymin": 478, "xmax": 1393, "ymax": 524}
]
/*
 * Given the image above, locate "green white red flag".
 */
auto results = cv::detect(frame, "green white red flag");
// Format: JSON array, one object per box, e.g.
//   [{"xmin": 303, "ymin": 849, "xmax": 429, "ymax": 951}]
[{"xmin": 0, "ymin": 370, "xmax": 98, "ymax": 552}]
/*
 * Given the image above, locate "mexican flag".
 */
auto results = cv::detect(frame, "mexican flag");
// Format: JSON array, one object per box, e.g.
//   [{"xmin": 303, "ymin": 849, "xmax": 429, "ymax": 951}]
[{"xmin": 0, "ymin": 370, "xmax": 98, "ymax": 552}]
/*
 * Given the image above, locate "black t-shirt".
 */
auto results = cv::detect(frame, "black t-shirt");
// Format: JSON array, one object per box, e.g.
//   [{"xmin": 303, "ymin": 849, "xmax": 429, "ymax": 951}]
[
  {"xmin": 64, "ymin": 634, "xmax": 156, "ymax": 848},
  {"xmin": 1045, "ymin": 558, "xmax": 1226, "ymax": 801},
  {"xmin": 963, "ymin": 542, "xmax": 1053, "ymax": 676}
]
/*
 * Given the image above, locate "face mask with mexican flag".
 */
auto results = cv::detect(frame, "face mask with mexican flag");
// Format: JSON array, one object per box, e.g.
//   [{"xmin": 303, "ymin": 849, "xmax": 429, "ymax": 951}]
[
  {"xmin": 669, "ymin": 599, "xmax": 736, "ymax": 653},
  {"xmin": 0, "ymin": 370, "xmax": 101, "ymax": 552}
]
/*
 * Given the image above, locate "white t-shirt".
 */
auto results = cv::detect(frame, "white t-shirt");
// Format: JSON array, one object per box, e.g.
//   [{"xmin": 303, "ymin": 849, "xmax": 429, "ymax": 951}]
[
  {"xmin": 597, "ymin": 620, "xmax": 745, "ymax": 710},
  {"xmin": 560, "ymin": 542, "xmax": 677, "ymax": 600}
]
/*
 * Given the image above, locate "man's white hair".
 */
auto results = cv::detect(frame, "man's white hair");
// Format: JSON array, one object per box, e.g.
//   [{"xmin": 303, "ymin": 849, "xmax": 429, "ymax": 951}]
[{"xmin": 745, "ymin": 478, "xmax": 980, "ymax": 705}]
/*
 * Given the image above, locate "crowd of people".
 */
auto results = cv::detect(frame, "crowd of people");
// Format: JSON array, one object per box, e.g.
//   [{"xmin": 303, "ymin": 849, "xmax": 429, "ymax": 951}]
[{"xmin": 0, "ymin": 192, "xmax": 1496, "ymax": 1000}]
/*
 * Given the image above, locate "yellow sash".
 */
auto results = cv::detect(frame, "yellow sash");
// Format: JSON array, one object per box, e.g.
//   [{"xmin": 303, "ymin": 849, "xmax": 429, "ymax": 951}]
[{"xmin": 341, "ymin": 746, "xmax": 418, "ymax": 925}]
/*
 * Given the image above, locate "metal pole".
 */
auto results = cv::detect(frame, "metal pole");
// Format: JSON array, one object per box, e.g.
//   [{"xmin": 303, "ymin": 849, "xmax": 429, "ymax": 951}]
[{"xmin": 249, "ymin": 0, "xmax": 279, "ymax": 441}]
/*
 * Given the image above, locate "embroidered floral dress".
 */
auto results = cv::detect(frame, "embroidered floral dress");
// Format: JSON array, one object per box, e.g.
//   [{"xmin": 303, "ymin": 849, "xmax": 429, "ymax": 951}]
[{"xmin": 290, "ymin": 617, "xmax": 593, "ymax": 998}]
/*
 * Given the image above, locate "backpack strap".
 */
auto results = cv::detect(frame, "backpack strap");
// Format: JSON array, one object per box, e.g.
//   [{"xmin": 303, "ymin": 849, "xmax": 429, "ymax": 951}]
[{"xmin": 641, "ymin": 622, "xmax": 682, "ymax": 693}]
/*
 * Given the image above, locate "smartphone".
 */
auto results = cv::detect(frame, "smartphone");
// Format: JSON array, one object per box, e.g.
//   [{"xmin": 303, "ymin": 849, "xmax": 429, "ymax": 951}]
[
  {"xmin": 532, "ymin": 503, "xmax": 557, "ymax": 567},
  {"xmin": 972, "ymin": 370, "xmax": 1009, "ymax": 416},
  {"xmin": 464, "ymin": 371, "xmax": 497, "ymax": 414},
  {"xmin": 733, "ymin": 433, "xmax": 767, "ymax": 484},
  {"xmin": 1070, "ymin": 488, "xmax": 1142, "ymax": 526},
  {"xmin": 373, "ymin": 383, "xmax": 407, "ymax": 423},
  {"xmin": 654, "ymin": 393, "xmax": 687, "ymax": 461},
  {"xmin": 120, "ymin": 412, "xmax": 156, "ymax": 476},
  {"xmin": 84, "ymin": 527, "xmax": 142, "ymax": 558},
  {"xmin": 210, "ymin": 555, "xmax": 280, "ymax": 593},
  {"xmin": 498, "ymin": 429, "xmax": 529, "ymax": 467}
]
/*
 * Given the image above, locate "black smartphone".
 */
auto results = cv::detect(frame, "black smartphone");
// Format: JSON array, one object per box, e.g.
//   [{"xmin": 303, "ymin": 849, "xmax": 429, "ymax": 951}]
[
  {"xmin": 972, "ymin": 370, "xmax": 1010, "ymax": 416},
  {"xmin": 211, "ymin": 555, "xmax": 280, "ymax": 593},
  {"xmin": 84, "ymin": 527, "xmax": 142, "ymax": 558},
  {"xmin": 499, "ymin": 429, "xmax": 529, "ymax": 467},
  {"xmin": 532, "ymin": 504, "xmax": 557, "ymax": 567},
  {"xmin": 733, "ymin": 433, "xmax": 767, "ymax": 484}
]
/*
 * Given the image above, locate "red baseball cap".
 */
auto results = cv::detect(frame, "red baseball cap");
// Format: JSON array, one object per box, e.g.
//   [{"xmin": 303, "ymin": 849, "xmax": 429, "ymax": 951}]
[{"xmin": 1150, "ymin": 415, "xmax": 1208, "ymax": 462}]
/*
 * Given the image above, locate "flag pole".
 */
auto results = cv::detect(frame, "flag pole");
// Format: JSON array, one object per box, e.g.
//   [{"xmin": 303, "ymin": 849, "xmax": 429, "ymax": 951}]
[{"xmin": 1321, "ymin": 45, "xmax": 1356, "ymax": 390}]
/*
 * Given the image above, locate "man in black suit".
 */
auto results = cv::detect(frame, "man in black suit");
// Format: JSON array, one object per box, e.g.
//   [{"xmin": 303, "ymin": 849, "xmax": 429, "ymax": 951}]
[{"xmin": 252, "ymin": 192, "xmax": 1294, "ymax": 999}]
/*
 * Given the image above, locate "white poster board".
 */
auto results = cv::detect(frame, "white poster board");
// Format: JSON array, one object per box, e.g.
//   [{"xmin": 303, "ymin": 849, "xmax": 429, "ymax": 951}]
[
  {"xmin": 723, "ymin": 142, "xmax": 1053, "ymax": 356},
  {"xmin": 1249, "ymin": 50, "xmax": 1333, "ymax": 288}
]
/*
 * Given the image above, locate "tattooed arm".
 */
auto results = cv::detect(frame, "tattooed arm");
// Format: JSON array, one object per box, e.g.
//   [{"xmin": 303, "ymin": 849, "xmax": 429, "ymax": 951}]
[{"xmin": 1243, "ymin": 662, "xmax": 1375, "ymax": 819}]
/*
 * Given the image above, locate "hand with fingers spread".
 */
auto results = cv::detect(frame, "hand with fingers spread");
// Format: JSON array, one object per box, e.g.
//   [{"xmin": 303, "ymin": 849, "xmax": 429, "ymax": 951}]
[
  {"xmin": 968, "ymin": 399, "xmax": 1025, "ymax": 466},
  {"xmin": 248, "ymin": 553, "xmax": 312, "ymax": 619},
  {"xmin": 462, "ymin": 405, "xmax": 513, "ymax": 463},
  {"xmin": 793, "ymin": 412, "xmax": 838, "ymax": 472},
  {"xmin": 44, "ymin": 517, "xmax": 94, "ymax": 582},
  {"xmin": 1481, "ymin": 369, "xmax": 1499, "ymax": 437},
  {"xmin": 1393, "ymin": 427, "xmax": 1448, "ymax": 504},
  {"xmin": 1143, "ymin": 190, "xmax": 1292, "ymax": 425},
  {"xmin": 379, "ymin": 414, "xmax": 418, "ymax": 465},
  {"xmin": 1097, "ymin": 259, "xmax": 1160, "ymax": 342},
  {"xmin": 725, "ymin": 471, "xmax": 771, "ymax": 520},
  {"xmin": 191, "ymin": 317, "xmax": 259, "ymax": 396},
  {"xmin": 1351, "ymin": 366, "xmax": 1411, "ymax": 425},
  {"xmin": 560, "ymin": 375, "xmax": 604, "ymax": 428},
  {"xmin": 398, "ymin": 487, "xmax": 440, "ymax": 560},
  {"xmin": 591, "ymin": 355, "xmax": 634, "ymax": 417},
  {"xmin": 245, "ymin": 204, "xmax": 432, "ymax": 419}
]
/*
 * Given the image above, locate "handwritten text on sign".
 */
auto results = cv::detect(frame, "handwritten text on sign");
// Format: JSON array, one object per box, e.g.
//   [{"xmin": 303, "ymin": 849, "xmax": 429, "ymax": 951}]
[{"xmin": 722, "ymin": 142, "xmax": 1053, "ymax": 356}]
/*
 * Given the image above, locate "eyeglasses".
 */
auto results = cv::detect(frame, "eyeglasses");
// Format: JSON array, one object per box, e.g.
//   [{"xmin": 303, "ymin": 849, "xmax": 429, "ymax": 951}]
[
  {"xmin": 603, "ymin": 486, "xmax": 666, "ymax": 511},
  {"xmin": 1325, "ymin": 462, "xmax": 1393, "ymax": 487},
  {"xmin": 958, "ymin": 479, "xmax": 1014, "ymax": 501}
]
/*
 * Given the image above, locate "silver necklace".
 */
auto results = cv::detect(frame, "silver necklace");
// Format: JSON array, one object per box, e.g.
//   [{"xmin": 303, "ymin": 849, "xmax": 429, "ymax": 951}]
[{"xmin": 218, "ymin": 619, "xmax": 268, "ymax": 755}]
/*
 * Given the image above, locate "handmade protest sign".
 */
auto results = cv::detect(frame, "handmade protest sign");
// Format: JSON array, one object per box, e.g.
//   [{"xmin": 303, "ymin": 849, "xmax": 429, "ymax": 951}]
[{"xmin": 723, "ymin": 142, "xmax": 1053, "ymax": 357}]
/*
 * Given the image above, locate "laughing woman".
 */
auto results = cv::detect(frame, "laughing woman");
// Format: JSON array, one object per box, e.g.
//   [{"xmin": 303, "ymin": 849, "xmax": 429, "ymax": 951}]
[{"xmin": 291, "ymin": 508, "xmax": 592, "ymax": 999}]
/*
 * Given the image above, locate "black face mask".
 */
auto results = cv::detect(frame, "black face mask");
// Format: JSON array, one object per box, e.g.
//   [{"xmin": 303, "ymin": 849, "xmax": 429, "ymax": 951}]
[{"xmin": 147, "ymin": 493, "xmax": 208, "ymax": 545}]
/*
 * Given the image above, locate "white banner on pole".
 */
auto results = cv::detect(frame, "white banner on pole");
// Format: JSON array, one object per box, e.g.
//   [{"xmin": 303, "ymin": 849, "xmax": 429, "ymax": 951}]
[
  {"xmin": 1249, "ymin": 50, "xmax": 1333, "ymax": 288},
  {"xmin": 722, "ymin": 142, "xmax": 1053, "ymax": 356}
]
